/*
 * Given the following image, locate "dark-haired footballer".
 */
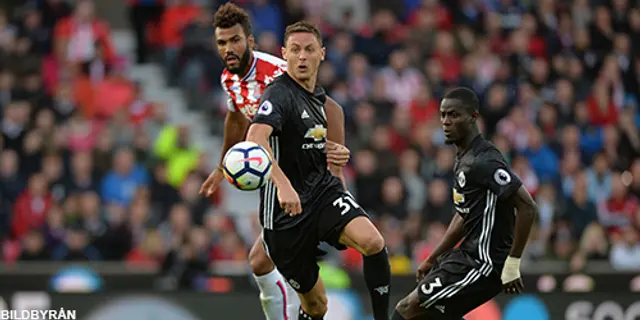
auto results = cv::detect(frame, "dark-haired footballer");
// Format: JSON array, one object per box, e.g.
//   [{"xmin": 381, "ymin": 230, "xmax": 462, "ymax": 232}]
[
  {"xmin": 198, "ymin": 4, "xmax": 351, "ymax": 320},
  {"xmin": 393, "ymin": 87, "xmax": 538, "ymax": 320},
  {"xmin": 245, "ymin": 21, "xmax": 391, "ymax": 320}
]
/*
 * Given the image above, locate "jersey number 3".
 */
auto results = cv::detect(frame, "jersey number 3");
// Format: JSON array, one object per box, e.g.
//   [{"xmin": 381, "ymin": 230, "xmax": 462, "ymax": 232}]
[
  {"xmin": 420, "ymin": 277, "xmax": 442, "ymax": 295},
  {"xmin": 332, "ymin": 195, "xmax": 360, "ymax": 215}
]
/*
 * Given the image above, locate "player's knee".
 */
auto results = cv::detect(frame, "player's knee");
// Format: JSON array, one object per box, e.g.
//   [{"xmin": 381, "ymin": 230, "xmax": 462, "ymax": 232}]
[
  {"xmin": 395, "ymin": 291, "xmax": 420, "ymax": 316},
  {"xmin": 361, "ymin": 229, "xmax": 385, "ymax": 256},
  {"xmin": 249, "ymin": 244, "xmax": 274, "ymax": 276},
  {"xmin": 303, "ymin": 294, "xmax": 328, "ymax": 317},
  {"xmin": 395, "ymin": 297, "xmax": 412, "ymax": 315}
]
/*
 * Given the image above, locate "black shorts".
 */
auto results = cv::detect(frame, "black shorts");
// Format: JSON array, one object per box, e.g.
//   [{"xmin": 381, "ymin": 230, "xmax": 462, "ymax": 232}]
[
  {"xmin": 262, "ymin": 190, "xmax": 368, "ymax": 294},
  {"xmin": 416, "ymin": 249, "xmax": 502, "ymax": 319}
]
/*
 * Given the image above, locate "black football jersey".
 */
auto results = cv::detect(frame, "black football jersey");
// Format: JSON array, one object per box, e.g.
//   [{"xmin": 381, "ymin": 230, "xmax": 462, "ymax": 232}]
[
  {"xmin": 252, "ymin": 72, "xmax": 343, "ymax": 230},
  {"xmin": 452, "ymin": 135, "xmax": 523, "ymax": 275}
]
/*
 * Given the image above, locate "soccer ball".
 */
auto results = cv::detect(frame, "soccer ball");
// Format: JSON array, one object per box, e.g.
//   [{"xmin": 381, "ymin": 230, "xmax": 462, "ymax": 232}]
[{"xmin": 222, "ymin": 141, "xmax": 272, "ymax": 191}]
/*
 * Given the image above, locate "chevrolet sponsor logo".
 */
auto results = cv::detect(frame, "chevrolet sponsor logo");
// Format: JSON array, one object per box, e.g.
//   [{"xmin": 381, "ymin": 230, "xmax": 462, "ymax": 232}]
[
  {"xmin": 453, "ymin": 188, "xmax": 465, "ymax": 205},
  {"xmin": 453, "ymin": 189, "xmax": 469, "ymax": 213},
  {"xmin": 304, "ymin": 124, "xmax": 326, "ymax": 142}
]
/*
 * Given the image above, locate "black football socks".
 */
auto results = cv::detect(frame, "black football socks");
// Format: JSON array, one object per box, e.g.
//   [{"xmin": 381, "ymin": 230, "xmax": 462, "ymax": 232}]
[
  {"xmin": 298, "ymin": 306, "xmax": 323, "ymax": 320},
  {"xmin": 363, "ymin": 247, "xmax": 391, "ymax": 320},
  {"xmin": 391, "ymin": 310, "xmax": 406, "ymax": 320}
]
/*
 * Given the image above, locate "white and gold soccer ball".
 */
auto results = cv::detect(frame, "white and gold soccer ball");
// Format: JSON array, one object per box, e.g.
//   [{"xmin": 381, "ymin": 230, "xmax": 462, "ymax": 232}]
[{"xmin": 222, "ymin": 141, "xmax": 272, "ymax": 191}]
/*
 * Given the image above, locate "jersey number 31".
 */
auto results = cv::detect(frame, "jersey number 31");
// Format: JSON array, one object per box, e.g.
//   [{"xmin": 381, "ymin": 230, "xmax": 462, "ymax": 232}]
[{"xmin": 332, "ymin": 195, "xmax": 360, "ymax": 215}]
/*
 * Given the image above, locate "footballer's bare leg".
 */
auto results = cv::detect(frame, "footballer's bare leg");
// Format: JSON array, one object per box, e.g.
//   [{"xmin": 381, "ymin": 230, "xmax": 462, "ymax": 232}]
[
  {"xmin": 249, "ymin": 235, "xmax": 300, "ymax": 320},
  {"xmin": 339, "ymin": 216, "xmax": 391, "ymax": 320},
  {"xmin": 297, "ymin": 276, "xmax": 329, "ymax": 319},
  {"xmin": 393, "ymin": 290, "xmax": 429, "ymax": 319}
]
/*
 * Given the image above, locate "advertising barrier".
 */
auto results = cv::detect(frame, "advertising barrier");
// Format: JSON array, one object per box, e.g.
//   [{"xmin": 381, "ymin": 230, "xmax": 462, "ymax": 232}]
[
  {"xmin": 0, "ymin": 264, "xmax": 638, "ymax": 319},
  {"xmin": 0, "ymin": 291, "xmax": 639, "ymax": 319}
]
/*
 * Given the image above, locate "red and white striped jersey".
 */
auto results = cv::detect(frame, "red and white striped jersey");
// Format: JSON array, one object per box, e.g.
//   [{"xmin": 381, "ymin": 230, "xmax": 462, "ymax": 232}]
[{"xmin": 221, "ymin": 51, "xmax": 287, "ymax": 120}]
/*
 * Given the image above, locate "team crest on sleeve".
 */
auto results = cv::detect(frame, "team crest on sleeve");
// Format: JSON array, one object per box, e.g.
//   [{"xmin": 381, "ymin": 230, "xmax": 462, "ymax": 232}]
[
  {"xmin": 457, "ymin": 171, "xmax": 466, "ymax": 188},
  {"xmin": 258, "ymin": 100, "xmax": 273, "ymax": 116},
  {"xmin": 494, "ymin": 169, "xmax": 511, "ymax": 185},
  {"xmin": 288, "ymin": 279, "xmax": 300, "ymax": 290}
]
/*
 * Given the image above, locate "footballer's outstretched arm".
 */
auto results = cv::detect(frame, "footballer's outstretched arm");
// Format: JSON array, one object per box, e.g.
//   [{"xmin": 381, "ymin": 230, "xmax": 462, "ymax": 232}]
[
  {"xmin": 500, "ymin": 185, "xmax": 537, "ymax": 294},
  {"xmin": 199, "ymin": 102, "xmax": 250, "ymax": 197},
  {"xmin": 246, "ymin": 123, "xmax": 301, "ymax": 214},
  {"xmin": 508, "ymin": 186, "xmax": 538, "ymax": 259},
  {"xmin": 249, "ymin": 85, "xmax": 302, "ymax": 214},
  {"xmin": 245, "ymin": 124, "xmax": 293, "ymax": 190}
]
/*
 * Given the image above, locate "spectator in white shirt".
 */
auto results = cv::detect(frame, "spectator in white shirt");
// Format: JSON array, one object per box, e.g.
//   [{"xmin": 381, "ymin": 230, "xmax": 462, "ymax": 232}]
[
  {"xmin": 610, "ymin": 226, "xmax": 640, "ymax": 270},
  {"xmin": 379, "ymin": 49, "xmax": 424, "ymax": 109}
]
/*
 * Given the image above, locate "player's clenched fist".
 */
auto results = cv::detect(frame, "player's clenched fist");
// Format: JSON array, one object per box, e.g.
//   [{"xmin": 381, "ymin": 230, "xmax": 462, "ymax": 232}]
[
  {"xmin": 199, "ymin": 167, "xmax": 225, "ymax": 198},
  {"xmin": 325, "ymin": 141, "xmax": 350, "ymax": 167},
  {"xmin": 278, "ymin": 184, "xmax": 302, "ymax": 216}
]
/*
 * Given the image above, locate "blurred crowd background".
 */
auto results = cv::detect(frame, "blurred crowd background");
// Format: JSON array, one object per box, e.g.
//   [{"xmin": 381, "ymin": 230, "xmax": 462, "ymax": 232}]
[{"xmin": 1, "ymin": 0, "xmax": 640, "ymax": 289}]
